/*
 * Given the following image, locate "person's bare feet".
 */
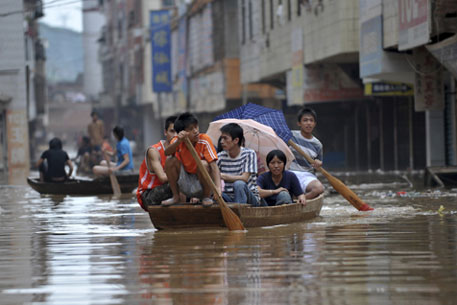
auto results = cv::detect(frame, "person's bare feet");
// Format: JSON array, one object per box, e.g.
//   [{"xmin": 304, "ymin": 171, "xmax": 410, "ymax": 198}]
[
  {"xmin": 189, "ymin": 197, "xmax": 200, "ymax": 204},
  {"xmin": 161, "ymin": 196, "xmax": 179, "ymax": 206}
]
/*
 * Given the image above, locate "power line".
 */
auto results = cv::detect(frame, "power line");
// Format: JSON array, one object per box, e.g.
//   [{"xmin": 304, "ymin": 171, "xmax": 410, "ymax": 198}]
[{"xmin": 0, "ymin": 0, "xmax": 90, "ymax": 18}]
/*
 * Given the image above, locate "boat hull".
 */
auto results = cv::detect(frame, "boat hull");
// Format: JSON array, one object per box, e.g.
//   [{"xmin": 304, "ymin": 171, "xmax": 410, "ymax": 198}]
[
  {"xmin": 27, "ymin": 175, "xmax": 138, "ymax": 195},
  {"xmin": 148, "ymin": 194, "xmax": 324, "ymax": 229}
]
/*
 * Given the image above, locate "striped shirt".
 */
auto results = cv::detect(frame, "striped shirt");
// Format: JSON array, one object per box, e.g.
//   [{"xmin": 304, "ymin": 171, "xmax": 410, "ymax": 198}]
[
  {"xmin": 289, "ymin": 130, "xmax": 323, "ymax": 173},
  {"xmin": 217, "ymin": 147, "xmax": 260, "ymax": 201}
]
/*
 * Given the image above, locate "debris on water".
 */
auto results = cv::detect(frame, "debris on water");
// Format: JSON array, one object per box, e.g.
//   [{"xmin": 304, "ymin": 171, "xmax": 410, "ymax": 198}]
[{"xmin": 437, "ymin": 205, "xmax": 445, "ymax": 214}]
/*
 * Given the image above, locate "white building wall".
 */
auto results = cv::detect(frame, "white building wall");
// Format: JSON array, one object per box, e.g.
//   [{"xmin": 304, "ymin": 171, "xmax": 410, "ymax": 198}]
[
  {"xmin": 141, "ymin": 0, "xmax": 162, "ymax": 110},
  {"xmin": 83, "ymin": 0, "xmax": 105, "ymax": 100},
  {"xmin": 240, "ymin": 0, "xmax": 360, "ymax": 84},
  {"xmin": 0, "ymin": 0, "xmax": 30, "ymax": 184}
]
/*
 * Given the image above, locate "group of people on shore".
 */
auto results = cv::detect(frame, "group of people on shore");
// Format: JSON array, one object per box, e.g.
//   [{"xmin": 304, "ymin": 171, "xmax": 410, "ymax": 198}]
[
  {"xmin": 37, "ymin": 110, "xmax": 134, "ymax": 182},
  {"xmin": 136, "ymin": 107, "xmax": 324, "ymax": 210}
]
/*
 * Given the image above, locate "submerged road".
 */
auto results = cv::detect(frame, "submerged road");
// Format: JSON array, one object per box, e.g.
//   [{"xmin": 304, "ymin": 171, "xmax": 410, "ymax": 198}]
[{"xmin": 0, "ymin": 173, "xmax": 456, "ymax": 304}]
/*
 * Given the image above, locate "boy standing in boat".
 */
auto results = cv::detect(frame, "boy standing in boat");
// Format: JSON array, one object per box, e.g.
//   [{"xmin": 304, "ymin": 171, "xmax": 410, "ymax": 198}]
[
  {"xmin": 136, "ymin": 116, "xmax": 177, "ymax": 211},
  {"xmin": 217, "ymin": 123, "xmax": 261, "ymax": 206},
  {"xmin": 161, "ymin": 112, "xmax": 221, "ymax": 207},
  {"xmin": 289, "ymin": 107, "xmax": 325, "ymax": 199}
]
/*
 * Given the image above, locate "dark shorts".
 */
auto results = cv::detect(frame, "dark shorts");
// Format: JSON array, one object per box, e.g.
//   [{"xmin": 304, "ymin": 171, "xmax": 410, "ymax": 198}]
[{"xmin": 141, "ymin": 184, "xmax": 173, "ymax": 206}]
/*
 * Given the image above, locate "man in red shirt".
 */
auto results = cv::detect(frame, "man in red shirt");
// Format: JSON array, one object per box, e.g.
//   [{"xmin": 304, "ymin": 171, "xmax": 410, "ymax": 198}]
[
  {"xmin": 161, "ymin": 112, "xmax": 221, "ymax": 207},
  {"xmin": 136, "ymin": 116, "xmax": 177, "ymax": 211}
]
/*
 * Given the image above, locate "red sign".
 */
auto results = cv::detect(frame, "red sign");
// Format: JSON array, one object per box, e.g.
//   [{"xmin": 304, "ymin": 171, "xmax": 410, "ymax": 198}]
[{"xmin": 398, "ymin": 0, "xmax": 430, "ymax": 50}]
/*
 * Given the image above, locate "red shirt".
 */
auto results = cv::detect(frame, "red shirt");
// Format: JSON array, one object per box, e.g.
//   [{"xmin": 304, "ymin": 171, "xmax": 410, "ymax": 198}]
[
  {"xmin": 172, "ymin": 133, "xmax": 217, "ymax": 174},
  {"xmin": 136, "ymin": 141, "xmax": 166, "ymax": 210}
]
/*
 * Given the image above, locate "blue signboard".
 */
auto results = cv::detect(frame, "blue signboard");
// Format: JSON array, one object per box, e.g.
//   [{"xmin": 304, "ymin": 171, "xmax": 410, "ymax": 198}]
[
  {"xmin": 150, "ymin": 10, "xmax": 172, "ymax": 92},
  {"xmin": 359, "ymin": 15, "xmax": 383, "ymax": 78}
]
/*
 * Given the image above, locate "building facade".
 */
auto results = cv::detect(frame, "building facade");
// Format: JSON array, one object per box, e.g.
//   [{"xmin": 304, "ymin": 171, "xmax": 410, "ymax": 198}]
[
  {"xmin": 238, "ymin": 0, "xmax": 457, "ymax": 172},
  {"xmin": 0, "ymin": 0, "xmax": 44, "ymax": 184}
]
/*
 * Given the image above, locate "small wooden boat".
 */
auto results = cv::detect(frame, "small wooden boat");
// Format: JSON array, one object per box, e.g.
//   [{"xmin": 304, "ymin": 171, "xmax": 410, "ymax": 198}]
[
  {"xmin": 27, "ymin": 174, "xmax": 138, "ymax": 195},
  {"xmin": 148, "ymin": 193, "xmax": 324, "ymax": 230}
]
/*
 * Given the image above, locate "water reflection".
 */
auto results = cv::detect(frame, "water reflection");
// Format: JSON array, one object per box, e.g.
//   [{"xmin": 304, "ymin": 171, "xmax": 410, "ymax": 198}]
[{"xmin": 0, "ymin": 179, "xmax": 457, "ymax": 304}]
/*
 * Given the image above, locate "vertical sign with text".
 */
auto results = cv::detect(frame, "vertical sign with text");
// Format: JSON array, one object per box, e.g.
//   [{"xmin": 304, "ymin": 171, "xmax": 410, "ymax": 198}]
[
  {"xmin": 413, "ymin": 47, "xmax": 444, "ymax": 111},
  {"xmin": 6, "ymin": 109, "xmax": 30, "ymax": 185},
  {"xmin": 398, "ymin": 0, "xmax": 430, "ymax": 51},
  {"xmin": 150, "ymin": 10, "xmax": 172, "ymax": 93}
]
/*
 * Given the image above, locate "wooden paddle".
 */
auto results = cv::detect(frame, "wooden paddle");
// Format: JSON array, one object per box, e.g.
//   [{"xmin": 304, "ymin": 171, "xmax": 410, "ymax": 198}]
[
  {"xmin": 104, "ymin": 151, "xmax": 121, "ymax": 197},
  {"xmin": 184, "ymin": 137, "xmax": 245, "ymax": 230},
  {"xmin": 288, "ymin": 140, "xmax": 373, "ymax": 211}
]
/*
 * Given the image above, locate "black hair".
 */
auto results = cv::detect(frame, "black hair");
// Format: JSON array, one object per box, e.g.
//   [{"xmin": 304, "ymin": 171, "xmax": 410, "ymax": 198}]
[
  {"xmin": 49, "ymin": 137, "xmax": 62, "ymax": 150},
  {"xmin": 216, "ymin": 137, "xmax": 223, "ymax": 153},
  {"xmin": 297, "ymin": 107, "xmax": 317, "ymax": 122},
  {"xmin": 113, "ymin": 126, "xmax": 124, "ymax": 140},
  {"xmin": 219, "ymin": 123, "xmax": 244, "ymax": 147},
  {"xmin": 174, "ymin": 112, "xmax": 198, "ymax": 133},
  {"xmin": 266, "ymin": 149, "xmax": 287, "ymax": 170},
  {"xmin": 164, "ymin": 115, "xmax": 177, "ymax": 131},
  {"xmin": 82, "ymin": 136, "xmax": 90, "ymax": 145},
  {"xmin": 91, "ymin": 110, "xmax": 99, "ymax": 117}
]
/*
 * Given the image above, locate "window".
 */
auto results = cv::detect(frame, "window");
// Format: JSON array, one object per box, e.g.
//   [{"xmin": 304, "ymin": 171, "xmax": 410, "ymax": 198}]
[
  {"xmin": 248, "ymin": 1, "xmax": 253, "ymax": 40},
  {"xmin": 287, "ymin": 0, "xmax": 291, "ymax": 21},
  {"xmin": 261, "ymin": 0, "xmax": 266, "ymax": 34},
  {"xmin": 270, "ymin": 0, "xmax": 274, "ymax": 29},
  {"xmin": 241, "ymin": 0, "xmax": 246, "ymax": 44}
]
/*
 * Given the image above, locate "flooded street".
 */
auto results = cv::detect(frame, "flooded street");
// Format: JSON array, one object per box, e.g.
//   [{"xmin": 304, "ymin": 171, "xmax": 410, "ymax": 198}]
[{"xmin": 1, "ymin": 174, "xmax": 457, "ymax": 305}]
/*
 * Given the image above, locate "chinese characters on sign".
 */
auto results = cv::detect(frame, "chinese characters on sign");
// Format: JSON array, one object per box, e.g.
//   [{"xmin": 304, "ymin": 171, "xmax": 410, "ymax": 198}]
[
  {"xmin": 413, "ymin": 47, "xmax": 444, "ymax": 111},
  {"xmin": 6, "ymin": 109, "xmax": 30, "ymax": 184},
  {"xmin": 150, "ymin": 10, "xmax": 172, "ymax": 93},
  {"xmin": 398, "ymin": 0, "xmax": 430, "ymax": 51}
]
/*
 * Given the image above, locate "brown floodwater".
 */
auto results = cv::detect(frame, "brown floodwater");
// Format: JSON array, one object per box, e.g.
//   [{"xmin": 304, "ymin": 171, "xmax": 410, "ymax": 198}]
[{"xmin": 1, "ymin": 173, "xmax": 457, "ymax": 305}]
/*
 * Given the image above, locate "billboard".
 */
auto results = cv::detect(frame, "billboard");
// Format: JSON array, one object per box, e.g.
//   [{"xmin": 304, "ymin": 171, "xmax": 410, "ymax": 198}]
[{"xmin": 398, "ymin": 0, "xmax": 430, "ymax": 51}]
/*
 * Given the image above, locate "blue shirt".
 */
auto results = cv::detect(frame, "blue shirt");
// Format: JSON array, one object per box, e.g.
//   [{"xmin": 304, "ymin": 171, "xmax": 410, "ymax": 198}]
[
  {"xmin": 116, "ymin": 137, "xmax": 134, "ymax": 170},
  {"xmin": 257, "ymin": 170, "xmax": 304, "ymax": 206}
]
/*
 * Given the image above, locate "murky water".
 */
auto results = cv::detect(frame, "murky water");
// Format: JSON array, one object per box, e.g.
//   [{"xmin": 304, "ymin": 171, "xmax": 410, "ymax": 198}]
[{"xmin": 1, "ymin": 173, "xmax": 457, "ymax": 305}]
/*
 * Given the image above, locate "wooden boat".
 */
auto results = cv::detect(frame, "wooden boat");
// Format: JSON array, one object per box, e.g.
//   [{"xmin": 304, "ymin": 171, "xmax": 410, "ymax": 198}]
[
  {"xmin": 27, "ymin": 174, "xmax": 138, "ymax": 195},
  {"xmin": 148, "ymin": 193, "xmax": 324, "ymax": 230}
]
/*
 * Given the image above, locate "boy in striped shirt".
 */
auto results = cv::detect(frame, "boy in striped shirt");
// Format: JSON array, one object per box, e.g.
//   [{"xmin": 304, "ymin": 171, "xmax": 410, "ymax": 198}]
[
  {"xmin": 289, "ymin": 107, "xmax": 325, "ymax": 199},
  {"xmin": 217, "ymin": 123, "xmax": 261, "ymax": 206}
]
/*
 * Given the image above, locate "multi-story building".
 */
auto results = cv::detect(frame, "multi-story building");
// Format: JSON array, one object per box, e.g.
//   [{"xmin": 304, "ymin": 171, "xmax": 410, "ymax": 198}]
[
  {"xmin": 0, "ymin": 0, "xmax": 45, "ymax": 184},
  {"xmin": 238, "ymin": 0, "xmax": 456, "ymax": 173},
  {"xmin": 83, "ymin": 0, "xmax": 105, "ymax": 102}
]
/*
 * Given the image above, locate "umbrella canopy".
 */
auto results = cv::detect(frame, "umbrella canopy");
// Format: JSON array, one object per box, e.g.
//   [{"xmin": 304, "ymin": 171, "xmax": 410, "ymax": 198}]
[
  {"xmin": 214, "ymin": 103, "xmax": 293, "ymax": 143},
  {"xmin": 206, "ymin": 118, "xmax": 295, "ymax": 172}
]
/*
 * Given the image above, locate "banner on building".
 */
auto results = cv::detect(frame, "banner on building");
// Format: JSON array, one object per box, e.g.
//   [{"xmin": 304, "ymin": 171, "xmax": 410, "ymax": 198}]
[
  {"xmin": 288, "ymin": 27, "xmax": 304, "ymax": 106},
  {"xmin": 426, "ymin": 34, "xmax": 457, "ymax": 79},
  {"xmin": 365, "ymin": 81, "xmax": 413, "ymax": 96},
  {"xmin": 150, "ymin": 10, "xmax": 172, "ymax": 93},
  {"xmin": 413, "ymin": 47, "xmax": 444, "ymax": 111},
  {"xmin": 398, "ymin": 0, "xmax": 430, "ymax": 51},
  {"xmin": 176, "ymin": 16, "xmax": 188, "ymax": 110},
  {"xmin": 360, "ymin": 14, "xmax": 383, "ymax": 77},
  {"xmin": 6, "ymin": 109, "xmax": 30, "ymax": 185}
]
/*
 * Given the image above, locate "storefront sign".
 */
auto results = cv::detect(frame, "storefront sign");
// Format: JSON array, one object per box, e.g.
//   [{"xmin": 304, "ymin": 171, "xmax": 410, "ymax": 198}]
[
  {"xmin": 6, "ymin": 109, "xmax": 29, "ymax": 185},
  {"xmin": 365, "ymin": 82, "xmax": 413, "ymax": 96},
  {"xmin": 288, "ymin": 27, "xmax": 304, "ymax": 106},
  {"xmin": 413, "ymin": 47, "xmax": 444, "ymax": 111},
  {"xmin": 398, "ymin": 0, "xmax": 430, "ymax": 51}
]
